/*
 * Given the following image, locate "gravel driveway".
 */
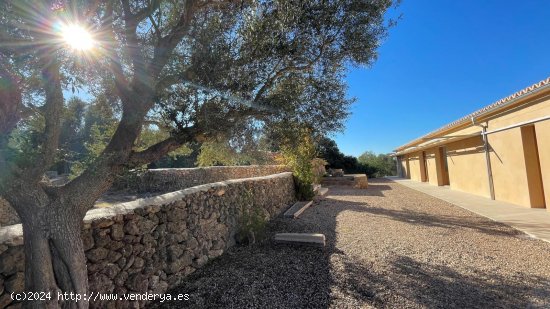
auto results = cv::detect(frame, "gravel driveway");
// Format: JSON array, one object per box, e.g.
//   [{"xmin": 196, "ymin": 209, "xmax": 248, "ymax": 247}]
[{"xmin": 152, "ymin": 178, "xmax": 550, "ymax": 308}]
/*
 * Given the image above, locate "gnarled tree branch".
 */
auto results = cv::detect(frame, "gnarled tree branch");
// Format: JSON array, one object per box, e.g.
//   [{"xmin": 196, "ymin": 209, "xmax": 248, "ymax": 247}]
[
  {"xmin": 24, "ymin": 54, "xmax": 64, "ymax": 181},
  {"xmin": 129, "ymin": 136, "xmax": 182, "ymax": 167}
]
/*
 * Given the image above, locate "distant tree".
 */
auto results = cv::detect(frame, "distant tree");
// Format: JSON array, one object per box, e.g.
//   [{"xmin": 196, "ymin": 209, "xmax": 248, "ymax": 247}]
[
  {"xmin": 358, "ymin": 150, "xmax": 396, "ymax": 177},
  {"xmin": 0, "ymin": 0, "xmax": 396, "ymax": 306},
  {"xmin": 196, "ymin": 122, "xmax": 276, "ymax": 167},
  {"xmin": 316, "ymin": 136, "xmax": 346, "ymax": 168},
  {"xmin": 316, "ymin": 137, "xmax": 390, "ymax": 177},
  {"xmin": 147, "ymin": 143, "xmax": 199, "ymax": 168},
  {"xmin": 316, "ymin": 136, "xmax": 359, "ymax": 171}
]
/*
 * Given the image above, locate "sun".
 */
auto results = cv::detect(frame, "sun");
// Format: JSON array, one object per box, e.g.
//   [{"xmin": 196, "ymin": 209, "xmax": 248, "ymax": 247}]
[{"xmin": 60, "ymin": 24, "xmax": 95, "ymax": 51}]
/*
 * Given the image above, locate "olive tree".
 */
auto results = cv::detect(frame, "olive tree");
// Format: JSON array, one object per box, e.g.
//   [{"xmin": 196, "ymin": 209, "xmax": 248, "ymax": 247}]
[{"xmin": 0, "ymin": 0, "xmax": 396, "ymax": 307}]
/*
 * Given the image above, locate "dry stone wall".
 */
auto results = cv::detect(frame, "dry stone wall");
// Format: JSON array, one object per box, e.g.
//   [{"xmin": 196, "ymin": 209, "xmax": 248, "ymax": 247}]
[
  {"xmin": 0, "ymin": 198, "xmax": 18, "ymax": 227},
  {"xmin": 0, "ymin": 165, "xmax": 290, "ymax": 227},
  {"xmin": 0, "ymin": 172, "xmax": 295, "ymax": 308},
  {"xmin": 113, "ymin": 165, "xmax": 290, "ymax": 193}
]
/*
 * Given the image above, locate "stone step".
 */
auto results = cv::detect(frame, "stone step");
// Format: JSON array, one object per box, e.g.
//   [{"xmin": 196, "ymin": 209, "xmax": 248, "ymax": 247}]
[
  {"xmin": 284, "ymin": 201, "xmax": 313, "ymax": 218},
  {"xmin": 317, "ymin": 187, "xmax": 329, "ymax": 196},
  {"xmin": 274, "ymin": 233, "xmax": 326, "ymax": 247},
  {"xmin": 313, "ymin": 184, "xmax": 322, "ymax": 192},
  {"xmin": 321, "ymin": 174, "xmax": 368, "ymax": 188}
]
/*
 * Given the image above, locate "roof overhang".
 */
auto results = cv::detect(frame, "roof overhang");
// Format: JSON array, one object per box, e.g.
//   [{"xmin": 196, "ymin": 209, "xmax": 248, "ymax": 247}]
[
  {"xmin": 393, "ymin": 132, "xmax": 481, "ymax": 156},
  {"xmin": 393, "ymin": 77, "xmax": 550, "ymax": 156}
]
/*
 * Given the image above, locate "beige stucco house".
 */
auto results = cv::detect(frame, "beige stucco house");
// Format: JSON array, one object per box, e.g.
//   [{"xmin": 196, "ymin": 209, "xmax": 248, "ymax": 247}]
[{"xmin": 394, "ymin": 77, "xmax": 550, "ymax": 209}]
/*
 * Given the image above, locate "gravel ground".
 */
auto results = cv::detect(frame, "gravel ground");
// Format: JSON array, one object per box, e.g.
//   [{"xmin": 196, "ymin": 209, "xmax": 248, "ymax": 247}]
[{"xmin": 152, "ymin": 178, "xmax": 550, "ymax": 309}]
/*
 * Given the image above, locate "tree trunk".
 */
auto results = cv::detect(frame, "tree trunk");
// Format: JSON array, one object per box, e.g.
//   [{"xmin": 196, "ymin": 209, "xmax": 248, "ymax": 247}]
[{"xmin": 16, "ymin": 198, "xmax": 89, "ymax": 309}]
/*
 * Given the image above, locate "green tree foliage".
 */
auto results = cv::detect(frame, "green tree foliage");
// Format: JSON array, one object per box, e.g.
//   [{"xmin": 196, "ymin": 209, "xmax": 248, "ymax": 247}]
[
  {"xmin": 278, "ymin": 128, "xmax": 317, "ymax": 201},
  {"xmin": 316, "ymin": 136, "xmax": 362, "ymax": 172},
  {"xmin": 358, "ymin": 151, "xmax": 397, "ymax": 177},
  {"xmin": 196, "ymin": 122, "xmax": 276, "ymax": 167},
  {"xmin": 196, "ymin": 140, "xmax": 274, "ymax": 167},
  {"xmin": 157, "ymin": 0, "xmax": 397, "ymax": 153},
  {"xmin": 5, "ymin": 113, "xmax": 46, "ymax": 168},
  {"xmin": 0, "ymin": 0, "xmax": 397, "ymax": 306},
  {"xmin": 149, "ymin": 142, "xmax": 201, "ymax": 168},
  {"xmin": 316, "ymin": 136, "xmax": 396, "ymax": 177}
]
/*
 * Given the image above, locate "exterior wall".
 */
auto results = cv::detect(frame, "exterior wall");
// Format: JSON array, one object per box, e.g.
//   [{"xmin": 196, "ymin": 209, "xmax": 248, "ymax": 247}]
[
  {"xmin": 401, "ymin": 155, "xmax": 410, "ymax": 178},
  {"xmin": 425, "ymin": 148, "xmax": 439, "ymax": 186},
  {"xmin": 419, "ymin": 151, "xmax": 428, "ymax": 182},
  {"xmin": 536, "ymin": 120, "xmax": 550, "ymax": 210},
  {"xmin": 408, "ymin": 152, "xmax": 423, "ymax": 182},
  {"xmin": 445, "ymin": 136, "xmax": 490, "ymax": 198},
  {"xmin": 404, "ymin": 120, "xmax": 549, "ymax": 207},
  {"xmin": 437, "ymin": 147, "xmax": 450, "ymax": 185},
  {"xmin": 398, "ymin": 156, "xmax": 409, "ymax": 178},
  {"xmin": 394, "ymin": 83, "xmax": 550, "ymax": 208},
  {"xmin": 486, "ymin": 96, "xmax": 550, "ymax": 130},
  {"xmin": 405, "ymin": 157, "xmax": 410, "ymax": 179},
  {"xmin": 488, "ymin": 128, "xmax": 534, "ymax": 207},
  {"xmin": 485, "ymin": 95, "xmax": 549, "ymax": 207},
  {"xmin": 424, "ymin": 147, "xmax": 449, "ymax": 186},
  {"xmin": 0, "ymin": 172, "xmax": 295, "ymax": 308},
  {"xmin": 113, "ymin": 165, "xmax": 290, "ymax": 193},
  {"xmin": 520, "ymin": 126, "xmax": 545, "ymax": 208}
]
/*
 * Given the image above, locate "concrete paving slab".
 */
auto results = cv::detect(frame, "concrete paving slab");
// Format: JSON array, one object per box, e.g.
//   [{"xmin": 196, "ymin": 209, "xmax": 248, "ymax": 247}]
[
  {"xmin": 389, "ymin": 177, "xmax": 550, "ymax": 243},
  {"xmin": 284, "ymin": 201, "xmax": 313, "ymax": 218},
  {"xmin": 273, "ymin": 233, "xmax": 325, "ymax": 247}
]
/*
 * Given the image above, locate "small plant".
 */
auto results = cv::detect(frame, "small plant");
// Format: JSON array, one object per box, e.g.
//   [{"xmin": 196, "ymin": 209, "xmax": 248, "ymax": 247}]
[
  {"xmin": 278, "ymin": 128, "xmax": 319, "ymax": 201},
  {"xmin": 236, "ymin": 189, "xmax": 267, "ymax": 245},
  {"xmin": 294, "ymin": 176, "xmax": 315, "ymax": 201}
]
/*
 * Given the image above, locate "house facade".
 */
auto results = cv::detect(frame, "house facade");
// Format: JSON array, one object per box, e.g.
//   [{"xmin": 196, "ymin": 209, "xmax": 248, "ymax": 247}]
[{"xmin": 394, "ymin": 77, "xmax": 550, "ymax": 209}]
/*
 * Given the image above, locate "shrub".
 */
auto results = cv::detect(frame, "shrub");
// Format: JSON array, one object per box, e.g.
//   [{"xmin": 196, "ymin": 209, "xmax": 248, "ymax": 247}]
[
  {"xmin": 278, "ymin": 128, "xmax": 318, "ymax": 201},
  {"xmin": 236, "ymin": 190, "xmax": 267, "ymax": 245},
  {"xmin": 294, "ymin": 176, "xmax": 315, "ymax": 201}
]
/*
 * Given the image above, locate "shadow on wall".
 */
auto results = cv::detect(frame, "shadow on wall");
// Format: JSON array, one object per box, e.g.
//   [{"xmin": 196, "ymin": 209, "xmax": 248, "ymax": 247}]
[
  {"xmin": 152, "ymin": 178, "xmax": 545, "ymax": 308},
  {"xmin": 446, "ymin": 144, "xmax": 503, "ymax": 164}
]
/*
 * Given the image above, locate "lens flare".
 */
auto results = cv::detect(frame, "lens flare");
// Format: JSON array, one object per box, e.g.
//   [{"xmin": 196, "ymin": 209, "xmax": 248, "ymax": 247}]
[{"xmin": 60, "ymin": 24, "xmax": 95, "ymax": 51}]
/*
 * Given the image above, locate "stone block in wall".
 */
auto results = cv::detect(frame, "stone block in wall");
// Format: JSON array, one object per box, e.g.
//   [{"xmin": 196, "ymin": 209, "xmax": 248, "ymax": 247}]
[
  {"xmin": 111, "ymin": 165, "xmax": 290, "ymax": 193},
  {"xmin": 0, "ymin": 198, "xmax": 20, "ymax": 227}
]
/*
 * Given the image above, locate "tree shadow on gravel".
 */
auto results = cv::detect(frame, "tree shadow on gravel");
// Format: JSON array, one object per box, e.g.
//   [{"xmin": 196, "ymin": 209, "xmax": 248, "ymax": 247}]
[
  {"xmin": 150, "ymin": 181, "xmax": 380, "ymax": 308},
  {"xmin": 336, "ymin": 254, "xmax": 550, "ymax": 309},
  {"xmin": 321, "ymin": 179, "xmax": 521, "ymax": 239},
  {"xmin": 347, "ymin": 205, "xmax": 522, "ymax": 238},
  {"xmin": 150, "ymin": 178, "xmax": 543, "ymax": 308},
  {"xmin": 150, "ymin": 214, "xmax": 336, "ymax": 308}
]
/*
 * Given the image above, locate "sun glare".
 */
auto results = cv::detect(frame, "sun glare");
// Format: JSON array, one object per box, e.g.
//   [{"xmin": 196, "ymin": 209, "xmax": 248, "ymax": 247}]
[{"xmin": 61, "ymin": 24, "xmax": 95, "ymax": 51}]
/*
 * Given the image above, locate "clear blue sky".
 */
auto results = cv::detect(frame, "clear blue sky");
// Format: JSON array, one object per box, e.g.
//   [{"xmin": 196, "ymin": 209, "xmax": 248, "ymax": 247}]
[{"xmin": 334, "ymin": 0, "xmax": 550, "ymax": 157}]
